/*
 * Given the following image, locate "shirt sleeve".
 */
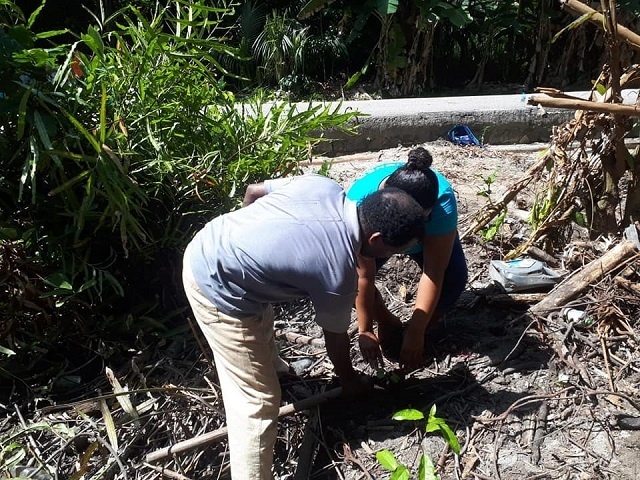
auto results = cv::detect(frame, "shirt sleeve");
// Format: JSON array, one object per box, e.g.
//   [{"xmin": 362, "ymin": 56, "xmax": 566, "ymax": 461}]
[
  {"xmin": 425, "ymin": 189, "xmax": 458, "ymax": 236},
  {"xmin": 311, "ymin": 291, "xmax": 356, "ymax": 333},
  {"xmin": 263, "ymin": 177, "xmax": 295, "ymax": 194}
]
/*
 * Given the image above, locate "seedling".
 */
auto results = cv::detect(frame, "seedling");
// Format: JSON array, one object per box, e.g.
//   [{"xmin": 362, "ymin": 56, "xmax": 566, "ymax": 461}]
[
  {"xmin": 376, "ymin": 404, "xmax": 460, "ymax": 480},
  {"xmin": 476, "ymin": 171, "xmax": 497, "ymax": 201}
]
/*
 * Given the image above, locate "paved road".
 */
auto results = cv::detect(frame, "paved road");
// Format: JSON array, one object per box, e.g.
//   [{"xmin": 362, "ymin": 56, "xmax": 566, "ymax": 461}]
[{"xmin": 316, "ymin": 89, "xmax": 640, "ymax": 155}]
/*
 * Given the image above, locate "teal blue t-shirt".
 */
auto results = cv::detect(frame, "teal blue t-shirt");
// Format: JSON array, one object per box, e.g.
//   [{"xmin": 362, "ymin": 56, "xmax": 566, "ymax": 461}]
[{"xmin": 346, "ymin": 162, "xmax": 457, "ymax": 254}]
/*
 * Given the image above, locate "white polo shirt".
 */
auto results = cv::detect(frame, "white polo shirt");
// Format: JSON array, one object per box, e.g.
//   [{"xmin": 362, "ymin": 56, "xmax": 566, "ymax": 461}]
[{"xmin": 188, "ymin": 174, "xmax": 361, "ymax": 333}]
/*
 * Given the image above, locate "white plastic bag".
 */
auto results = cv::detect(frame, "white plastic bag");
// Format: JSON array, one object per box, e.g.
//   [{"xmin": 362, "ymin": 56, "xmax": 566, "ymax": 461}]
[{"xmin": 489, "ymin": 258, "xmax": 563, "ymax": 292}]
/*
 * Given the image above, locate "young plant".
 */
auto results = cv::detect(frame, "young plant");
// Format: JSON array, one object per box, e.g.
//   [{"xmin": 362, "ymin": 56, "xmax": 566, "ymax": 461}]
[
  {"xmin": 476, "ymin": 171, "xmax": 497, "ymax": 202},
  {"xmin": 376, "ymin": 404, "xmax": 460, "ymax": 480}
]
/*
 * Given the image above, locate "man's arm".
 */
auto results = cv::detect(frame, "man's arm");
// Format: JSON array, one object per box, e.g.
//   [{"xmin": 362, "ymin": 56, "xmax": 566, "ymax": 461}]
[
  {"xmin": 323, "ymin": 329, "xmax": 372, "ymax": 396},
  {"xmin": 355, "ymin": 254, "xmax": 384, "ymax": 367}
]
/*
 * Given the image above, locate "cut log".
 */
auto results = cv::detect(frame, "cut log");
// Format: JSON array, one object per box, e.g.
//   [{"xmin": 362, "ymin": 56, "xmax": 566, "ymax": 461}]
[
  {"xmin": 530, "ymin": 240, "xmax": 639, "ymax": 315},
  {"xmin": 145, "ymin": 387, "xmax": 343, "ymax": 463}
]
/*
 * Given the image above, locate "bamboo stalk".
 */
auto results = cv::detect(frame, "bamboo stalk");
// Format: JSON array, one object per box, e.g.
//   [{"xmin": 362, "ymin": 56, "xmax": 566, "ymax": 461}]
[
  {"xmin": 560, "ymin": 0, "xmax": 640, "ymax": 52},
  {"xmin": 528, "ymin": 95, "xmax": 640, "ymax": 116}
]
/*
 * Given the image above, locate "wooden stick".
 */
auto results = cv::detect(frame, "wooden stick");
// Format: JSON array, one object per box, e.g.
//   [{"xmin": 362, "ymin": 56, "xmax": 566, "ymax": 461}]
[
  {"xmin": 530, "ymin": 240, "xmax": 638, "ymax": 315},
  {"xmin": 277, "ymin": 329, "xmax": 326, "ymax": 348},
  {"xmin": 486, "ymin": 293, "xmax": 547, "ymax": 305},
  {"xmin": 145, "ymin": 387, "xmax": 343, "ymax": 463},
  {"xmin": 528, "ymin": 95, "xmax": 640, "ymax": 117},
  {"xmin": 560, "ymin": 0, "xmax": 640, "ymax": 52}
]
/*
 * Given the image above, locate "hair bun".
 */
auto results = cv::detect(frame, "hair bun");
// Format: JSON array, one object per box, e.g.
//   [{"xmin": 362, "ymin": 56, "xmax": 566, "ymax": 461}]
[{"xmin": 406, "ymin": 147, "xmax": 433, "ymax": 171}]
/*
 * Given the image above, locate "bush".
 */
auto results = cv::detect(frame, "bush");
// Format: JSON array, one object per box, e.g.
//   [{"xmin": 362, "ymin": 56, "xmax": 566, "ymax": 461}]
[{"xmin": 0, "ymin": 0, "xmax": 357, "ymax": 387}]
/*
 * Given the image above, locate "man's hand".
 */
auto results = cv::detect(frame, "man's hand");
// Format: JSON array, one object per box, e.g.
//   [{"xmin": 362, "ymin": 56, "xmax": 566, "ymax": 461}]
[
  {"xmin": 340, "ymin": 370, "xmax": 374, "ymax": 397},
  {"xmin": 358, "ymin": 331, "xmax": 383, "ymax": 368},
  {"xmin": 399, "ymin": 331, "xmax": 425, "ymax": 371}
]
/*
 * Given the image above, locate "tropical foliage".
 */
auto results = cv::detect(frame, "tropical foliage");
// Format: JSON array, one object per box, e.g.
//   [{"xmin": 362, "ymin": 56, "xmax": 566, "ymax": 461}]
[{"xmin": 0, "ymin": 0, "xmax": 357, "ymax": 387}]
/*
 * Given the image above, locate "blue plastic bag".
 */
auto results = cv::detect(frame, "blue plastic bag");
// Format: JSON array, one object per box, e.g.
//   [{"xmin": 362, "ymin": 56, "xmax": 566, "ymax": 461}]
[{"xmin": 447, "ymin": 124, "xmax": 481, "ymax": 146}]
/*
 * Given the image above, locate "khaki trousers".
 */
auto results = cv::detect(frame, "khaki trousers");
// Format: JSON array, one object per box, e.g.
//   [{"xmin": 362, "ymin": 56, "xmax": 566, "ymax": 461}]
[{"xmin": 182, "ymin": 244, "xmax": 283, "ymax": 480}]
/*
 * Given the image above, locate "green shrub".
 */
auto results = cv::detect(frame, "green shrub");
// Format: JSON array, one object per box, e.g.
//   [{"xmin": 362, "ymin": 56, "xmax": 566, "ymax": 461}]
[{"xmin": 0, "ymin": 0, "xmax": 357, "ymax": 382}]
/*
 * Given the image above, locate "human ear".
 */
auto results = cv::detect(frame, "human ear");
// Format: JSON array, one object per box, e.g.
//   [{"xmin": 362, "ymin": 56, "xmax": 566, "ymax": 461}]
[{"xmin": 366, "ymin": 231, "xmax": 384, "ymax": 246}]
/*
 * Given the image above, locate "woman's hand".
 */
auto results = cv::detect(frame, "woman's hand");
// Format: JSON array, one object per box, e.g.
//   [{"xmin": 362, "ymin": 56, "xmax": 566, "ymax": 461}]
[
  {"xmin": 399, "ymin": 331, "xmax": 424, "ymax": 371},
  {"xmin": 358, "ymin": 331, "xmax": 383, "ymax": 368}
]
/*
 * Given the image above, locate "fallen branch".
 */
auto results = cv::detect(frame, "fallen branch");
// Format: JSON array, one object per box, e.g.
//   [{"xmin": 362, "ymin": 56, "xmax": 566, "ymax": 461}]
[
  {"xmin": 485, "ymin": 293, "xmax": 547, "ymax": 306},
  {"xmin": 460, "ymin": 153, "xmax": 549, "ymax": 240},
  {"xmin": 530, "ymin": 239, "xmax": 639, "ymax": 315},
  {"xmin": 145, "ymin": 387, "xmax": 343, "ymax": 463},
  {"xmin": 277, "ymin": 329, "xmax": 326, "ymax": 348}
]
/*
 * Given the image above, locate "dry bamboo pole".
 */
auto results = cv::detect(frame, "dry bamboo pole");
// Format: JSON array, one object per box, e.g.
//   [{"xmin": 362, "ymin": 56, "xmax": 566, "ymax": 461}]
[
  {"xmin": 528, "ymin": 95, "xmax": 640, "ymax": 116},
  {"xmin": 560, "ymin": 0, "xmax": 640, "ymax": 52},
  {"xmin": 145, "ymin": 387, "xmax": 343, "ymax": 463}
]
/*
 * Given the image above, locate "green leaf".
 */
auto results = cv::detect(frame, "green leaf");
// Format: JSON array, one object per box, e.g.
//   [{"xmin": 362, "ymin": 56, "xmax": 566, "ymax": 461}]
[
  {"xmin": 33, "ymin": 110, "xmax": 61, "ymax": 167},
  {"xmin": 81, "ymin": 26, "xmax": 105, "ymax": 55},
  {"xmin": 376, "ymin": 0, "xmax": 399, "ymax": 15},
  {"xmin": 390, "ymin": 465, "xmax": 410, "ymax": 480},
  {"xmin": 47, "ymin": 170, "xmax": 91, "ymax": 197},
  {"xmin": 552, "ymin": 12, "xmax": 595, "ymax": 43},
  {"xmin": 61, "ymin": 108, "xmax": 101, "ymax": 153},
  {"xmin": 34, "ymin": 29, "xmax": 69, "ymax": 39},
  {"xmin": 572, "ymin": 211, "xmax": 587, "ymax": 227},
  {"xmin": 7, "ymin": 25, "xmax": 32, "ymax": 47},
  {"xmin": 418, "ymin": 454, "xmax": 438, "ymax": 480},
  {"xmin": 0, "ymin": 227, "xmax": 18, "ymax": 240},
  {"xmin": 16, "ymin": 87, "xmax": 31, "ymax": 140},
  {"xmin": 0, "ymin": 442, "xmax": 26, "ymax": 470},
  {"xmin": 438, "ymin": 422, "xmax": 460, "ymax": 454},
  {"xmin": 44, "ymin": 272, "xmax": 73, "ymax": 291},
  {"xmin": 297, "ymin": 0, "xmax": 338, "ymax": 20},
  {"xmin": 26, "ymin": 0, "xmax": 46, "ymax": 28},
  {"xmin": 425, "ymin": 417, "xmax": 443, "ymax": 433},
  {"xmin": 376, "ymin": 450, "xmax": 399, "ymax": 471},
  {"xmin": 0, "ymin": 345, "xmax": 17, "ymax": 356},
  {"xmin": 436, "ymin": 2, "xmax": 472, "ymax": 28},
  {"xmin": 393, "ymin": 408, "xmax": 425, "ymax": 421},
  {"xmin": 594, "ymin": 82, "xmax": 607, "ymax": 96}
]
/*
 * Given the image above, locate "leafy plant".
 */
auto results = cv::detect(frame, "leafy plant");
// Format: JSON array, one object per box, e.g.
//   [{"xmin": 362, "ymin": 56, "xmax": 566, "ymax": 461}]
[
  {"xmin": 476, "ymin": 171, "xmax": 497, "ymax": 200},
  {"xmin": 0, "ymin": 0, "xmax": 358, "ymax": 385},
  {"xmin": 481, "ymin": 209, "xmax": 507, "ymax": 242},
  {"xmin": 376, "ymin": 404, "xmax": 460, "ymax": 479}
]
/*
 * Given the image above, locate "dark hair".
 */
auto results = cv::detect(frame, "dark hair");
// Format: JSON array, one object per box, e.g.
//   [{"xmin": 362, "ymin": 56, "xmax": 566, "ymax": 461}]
[
  {"xmin": 385, "ymin": 147, "xmax": 438, "ymax": 209},
  {"xmin": 357, "ymin": 188, "xmax": 424, "ymax": 247}
]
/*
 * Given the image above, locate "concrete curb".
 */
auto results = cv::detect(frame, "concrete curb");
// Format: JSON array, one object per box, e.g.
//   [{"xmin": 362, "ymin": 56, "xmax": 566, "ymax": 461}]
[{"xmin": 313, "ymin": 90, "xmax": 640, "ymax": 156}]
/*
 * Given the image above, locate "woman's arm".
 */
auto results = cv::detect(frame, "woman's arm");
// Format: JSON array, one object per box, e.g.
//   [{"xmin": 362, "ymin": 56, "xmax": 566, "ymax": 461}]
[{"xmin": 401, "ymin": 229, "xmax": 456, "ymax": 369}]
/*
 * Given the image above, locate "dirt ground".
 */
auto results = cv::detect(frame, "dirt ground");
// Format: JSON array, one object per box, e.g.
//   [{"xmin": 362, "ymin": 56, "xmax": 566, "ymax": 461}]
[
  {"xmin": 4, "ymin": 141, "xmax": 639, "ymax": 480},
  {"xmin": 270, "ymin": 140, "xmax": 640, "ymax": 480}
]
